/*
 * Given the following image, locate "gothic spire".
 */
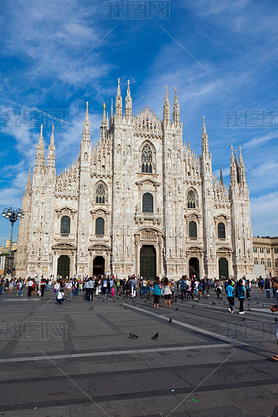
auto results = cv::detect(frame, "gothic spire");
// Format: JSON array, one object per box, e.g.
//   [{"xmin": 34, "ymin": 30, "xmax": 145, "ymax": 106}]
[
  {"xmin": 238, "ymin": 145, "xmax": 246, "ymax": 183},
  {"xmin": 100, "ymin": 103, "xmax": 107, "ymax": 140},
  {"xmin": 230, "ymin": 145, "xmax": 237, "ymax": 186},
  {"xmin": 125, "ymin": 79, "xmax": 132, "ymax": 119},
  {"xmin": 173, "ymin": 86, "xmax": 180, "ymax": 126},
  {"xmin": 25, "ymin": 164, "xmax": 32, "ymax": 194},
  {"xmin": 115, "ymin": 78, "xmax": 122, "ymax": 118},
  {"xmin": 163, "ymin": 85, "xmax": 171, "ymax": 125},
  {"xmin": 47, "ymin": 124, "xmax": 56, "ymax": 169},
  {"xmin": 82, "ymin": 102, "xmax": 90, "ymax": 141},
  {"xmin": 201, "ymin": 116, "xmax": 209, "ymax": 154},
  {"xmin": 34, "ymin": 124, "xmax": 45, "ymax": 169},
  {"xmin": 109, "ymin": 98, "xmax": 114, "ymax": 128},
  {"xmin": 220, "ymin": 163, "xmax": 224, "ymax": 185}
]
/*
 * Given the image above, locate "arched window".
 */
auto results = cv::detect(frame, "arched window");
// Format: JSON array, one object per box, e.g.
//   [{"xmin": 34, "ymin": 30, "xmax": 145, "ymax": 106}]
[
  {"xmin": 61, "ymin": 216, "xmax": 70, "ymax": 234},
  {"xmin": 189, "ymin": 221, "xmax": 197, "ymax": 238},
  {"xmin": 187, "ymin": 190, "xmax": 196, "ymax": 208},
  {"xmin": 96, "ymin": 183, "xmax": 106, "ymax": 204},
  {"xmin": 141, "ymin": 144, "xmax": 153, "ymax": 173},
  {"xmin": 95, "ymin": 217, "xmax": 104, "ymax": 235},
  {"xmin": 142, "ymin": 193, "xmax": 153, "ymax": 213},
  {"xmin": 218, "ymin": 222, "xmax": 226, "ymax": 239}
]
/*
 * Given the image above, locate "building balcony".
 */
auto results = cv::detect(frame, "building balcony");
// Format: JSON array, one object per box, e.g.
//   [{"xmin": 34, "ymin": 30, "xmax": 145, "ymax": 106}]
[{"xmin": 135, "ymin": 212, "xmax": 162, "ymax": 226}]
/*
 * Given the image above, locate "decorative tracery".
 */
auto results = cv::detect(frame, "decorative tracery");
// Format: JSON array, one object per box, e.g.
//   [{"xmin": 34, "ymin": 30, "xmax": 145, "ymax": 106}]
[
  {"xmin": 141, "ymin": 144, "xmax": 153, "ymax": 173},
  {"xmin": 187, "ymin": 190, "xmax": 196, "ymax": 209},
  {"xmin": 95, "ymin": 183, "xmax": 106, "ymax": 204}
]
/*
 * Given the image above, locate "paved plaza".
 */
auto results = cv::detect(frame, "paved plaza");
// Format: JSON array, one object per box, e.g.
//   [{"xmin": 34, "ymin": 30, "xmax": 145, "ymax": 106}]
[{"xmin": 0, "ymin": 288, "xmax": 278, "ymax": 417}]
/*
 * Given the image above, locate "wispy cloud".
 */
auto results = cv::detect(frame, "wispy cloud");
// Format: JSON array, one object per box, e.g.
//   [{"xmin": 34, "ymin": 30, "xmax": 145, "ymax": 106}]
[{"xmin": 243, "ymin": 132, "xmax": 277, "ymax": 149}]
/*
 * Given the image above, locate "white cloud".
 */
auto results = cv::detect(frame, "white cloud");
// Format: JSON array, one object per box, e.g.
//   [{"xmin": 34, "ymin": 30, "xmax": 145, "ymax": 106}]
[{"xmin": 243, "ymin": 132, "xmax": 277, "ymax": 149}]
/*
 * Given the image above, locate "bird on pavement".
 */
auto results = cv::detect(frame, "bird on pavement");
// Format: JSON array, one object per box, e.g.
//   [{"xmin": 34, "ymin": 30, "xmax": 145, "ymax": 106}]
[
  {"xmin": 128, "ymin": 333, "xmax": 138, "ymax": 339},
  {"xmin": 168, "ymin": 317, "xmax": 172, "ymax": 323},
  {"xmin": 192, "ymin": 305, "xmax": 195, "ymax": 308},
  {"xmin": 212, "ymin": 301, "xmax": 216, "ymax": 305},
  {"xmin": 175, "ymin": 307, "xmax": 178, "ymax": 311},
  {"xmin": 151, "ymin": 332, "xmax": 159, "ymax": 340}
]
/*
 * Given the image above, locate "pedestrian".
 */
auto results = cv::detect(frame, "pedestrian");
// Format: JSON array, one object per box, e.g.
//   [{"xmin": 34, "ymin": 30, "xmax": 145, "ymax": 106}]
[
  {"xmin": 270, "ymin": 277, "xmax": 278, "ymax": 361},
  {"xmin": 65, "ymin": 279, "xmax": 72, "ymax": 302},
  {"xmin": 265, "ymin": 278, "xmax": 271, "ymax": 298},
  {"xmin": 226, "ymin": 279, "xmax": 234, "ymax": 313},
  {"xmin": 235, "ymin": 279, "xmax": 245, "ymax": 314},
  {"xmin": 163, "ymin": 277, "xmax": 172, "ymax": 308},
  {"xmin": 153, "ymin": 277, "xmax": 161, "ymax": 308},
  {"xmin": 56, "ymin": 290, "xmax": 64, "ymax": 304},
  {"xmin": 27, "ymin": 278, "xmax": 33, "ymax": 297}
]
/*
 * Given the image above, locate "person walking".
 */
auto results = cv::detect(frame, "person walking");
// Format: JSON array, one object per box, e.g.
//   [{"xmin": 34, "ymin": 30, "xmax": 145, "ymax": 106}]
[
  {"xmin": 270, "ymin": 277, "xmax": 278, "ymax": 361},
  {"xmin": 153, "ymin": 277, "xmax": 161, "ymax": 308},
  {"xmin": 235, "ymin": 279, "xmax": 245, "ymax": 314},
  {"xmin": 265, "ymin": 277, "xmax": 271, "ymax": 298},
  {"xmin": 226, "ymin": 279, "xmax": 235, "ymax": 313},
  {"xmin": 163, "ymin": 277, "xmax": 172, "ymax": 308}
]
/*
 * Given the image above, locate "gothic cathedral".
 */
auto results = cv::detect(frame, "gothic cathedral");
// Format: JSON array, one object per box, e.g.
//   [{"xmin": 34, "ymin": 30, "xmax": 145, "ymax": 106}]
[{"xmin": 15, "ymin": 80, "xmax": 254, "ymax": 280}]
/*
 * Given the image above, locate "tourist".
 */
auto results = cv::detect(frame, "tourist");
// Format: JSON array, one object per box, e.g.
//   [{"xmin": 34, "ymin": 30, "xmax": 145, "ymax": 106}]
[
  {"xmin": 270, "ymin": 277, "xmax": 278, "ymax": 361},
  {"xmin": 226, "ymin": 279, "xmax": 234, "ymax": 313},
  {"xmin": 153, "ymin": 277, "xmax": 161, "ymax": 308},
  {"xmin": 235, "ymin": 279, "xmax": 245, "ymax": 314},
  {"xmin": 163, "ymin": 277, "xmax": 172, "ymax": 308},
  {"xmin": 265, "ymin": 277, "xmax": 271, "ymax": 298},
  {"xmin": 56, "ymin": 290, "xmax": 64, "ymax": 304}
]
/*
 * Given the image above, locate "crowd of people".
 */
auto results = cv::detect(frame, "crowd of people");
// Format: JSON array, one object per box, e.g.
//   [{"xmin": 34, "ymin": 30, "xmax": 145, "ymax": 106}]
[{"xmin": 1, "ymin": 274, "xmax": 277, "ymax": 312}]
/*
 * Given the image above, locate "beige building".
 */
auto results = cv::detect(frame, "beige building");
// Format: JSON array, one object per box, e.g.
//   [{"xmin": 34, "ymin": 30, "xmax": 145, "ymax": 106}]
[
  {"xmin": 15, "ymin": 80, "xmax": 254, "ymax": 280},
  {"xmin": 253, "ymin": 236, "xmax": 278, "ymax": 277}
]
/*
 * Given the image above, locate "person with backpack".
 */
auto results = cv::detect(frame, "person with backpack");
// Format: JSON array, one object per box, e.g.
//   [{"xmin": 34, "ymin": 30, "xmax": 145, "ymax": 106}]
[{"xmin": 235, "ymin": 279, "xmax": 245, "ymax": 314}]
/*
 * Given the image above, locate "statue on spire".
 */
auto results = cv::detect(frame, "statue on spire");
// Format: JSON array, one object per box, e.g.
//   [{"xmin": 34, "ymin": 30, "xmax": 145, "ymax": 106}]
[
  {"xmin": 82, "ymin": 101, "xmax": 90, "ymax": 142},
  {"xmin": 115, "ymin": 78, "xmax": 122, "ymax": 118}
]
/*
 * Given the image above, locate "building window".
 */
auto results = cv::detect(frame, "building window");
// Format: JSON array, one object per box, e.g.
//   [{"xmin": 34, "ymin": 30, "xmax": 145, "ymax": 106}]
[
  {"xmin": 96, "ymin": 183, "xmax": 105, "ymax": 204},
  {"xmin": 253, "ymin": 247, "xmax": 257, "ymax": 253},
  {"xmin": 254, "ymin": 259, "xmax": 258, "ymax": 265},
  {"xmin": 275, "ymin": 248, "xmax": 278, "ymax": 254},
  {"xmin": 61, "ymin": 216, "xmax": 70, "ymax": 234},
  {"xmin": 218, "ymin": 222, "xmax": 226, "ymax": 239},
  {"xmin": 95, "ymin": 217, "xmax": 104, "ymax": 235},
  {"xmin": 275, "ymin": 260, "xmax": 278, "ymax": 268},
  {"xmin": 260, "ymin": 247, "xmax": 264, "ymax": 253},
  {"xmin": 141, "ymin": 144, "xmax": 153, "ymax": 173},
  {"xmin": 261, "ymin": 259, "xmax": 265, "ymax": 265},
  {"xmin": 267, "ymin": 260, "xmax": 272, "ymax": 267},
  {"xmin": 187, "ymin": 190, "xmax": 196, "ymax": 208},
  {"xmin": 142, "ymin": 193, "xmax": 153, "ymax": 213},
  {"xmin": 189, "ymin": 221, "xmax": 197, "ymax": 238},
  {"xmin": 266, "ymin": 248, "xmax": 270, "ymax": 254}
]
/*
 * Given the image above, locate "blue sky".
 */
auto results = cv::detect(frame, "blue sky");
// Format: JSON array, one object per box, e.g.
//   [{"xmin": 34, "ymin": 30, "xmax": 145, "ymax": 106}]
[{"xmin": 0, "ymin": 0, "xmax": 278, "ymax": 245}]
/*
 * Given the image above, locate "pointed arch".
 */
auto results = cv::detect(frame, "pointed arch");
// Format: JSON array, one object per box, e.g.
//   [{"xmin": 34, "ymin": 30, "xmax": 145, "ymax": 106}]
[
  {"xmin": 140, "ymin": 141, "xmax": 156, "ymax": 174},
  {"xmin": 187, "ymin": 188, "xmax": 198, "ymax": 209},
  {"xmin": 95, "ymin": 181, "xmax": 107, "ymax": 204}
]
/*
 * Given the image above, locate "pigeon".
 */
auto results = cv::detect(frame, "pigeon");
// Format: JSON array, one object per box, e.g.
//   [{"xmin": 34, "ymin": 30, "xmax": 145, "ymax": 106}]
[
  {"xmin": 89, "ymin": 305, "xmax": 94, "ymax": 310},
  {"xmin": 128, "ymin": 333, "xmax": 138, "ymax": 339},
  {"xmin": 192, "ymin": 305, "xmax": 195, "ymax": 308},
  {"xmin": 248, "ymin": 308, "xmax": 251, "ymax": 311},
  {"xmin": 102, "ymin": 299, "xmax": 105, "ymax": 302},
  {"xmin": 168, "ymin": 317, "xmax": 172, "ymax": 323},
  {"xmin": 151, "ymin": 332, "xmax": 159, "ymax": 340},
  {"xmin": 205, "ymin": 296, "xmax": 208, "ymax": 300},
  {"xmin": 242, "ymin": 317, "xmax": 246, "ymax": 321},
  {"xmin": 175, "ymin": 307, "xmax": 179, "ymax": 311},
  {"xmin": 212, "ymin": 301, "xmax": 216, "ymax": 305}
]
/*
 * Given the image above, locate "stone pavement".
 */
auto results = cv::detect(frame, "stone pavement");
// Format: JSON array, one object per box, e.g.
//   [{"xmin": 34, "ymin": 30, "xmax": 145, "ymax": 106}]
[{"xmin": 0, "ymin": 288, "xmax": 277, "ymax": 416}]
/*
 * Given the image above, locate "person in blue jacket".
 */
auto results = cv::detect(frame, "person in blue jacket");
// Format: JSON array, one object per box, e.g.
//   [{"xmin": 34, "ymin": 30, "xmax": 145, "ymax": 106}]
[
  {"xmin": 235, "ymin": 279, "xmax": 245, "ymax": 314},
  {"xmin": 226, "ymin": 279, "xmax": 234, "ymax": 313}
]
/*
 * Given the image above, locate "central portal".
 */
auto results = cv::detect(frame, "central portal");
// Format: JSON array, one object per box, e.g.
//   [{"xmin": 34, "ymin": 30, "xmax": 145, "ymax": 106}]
[
  {"xmin": 93, "ymin": 256, "xmax": 105, "ymax": 277},
  {"xmin": 140, "ymin": 245, "xmax": 156, "ymax": 280},
  {"xmin": 189, "ymin": 257, "xmax": 199, "ymax": 279}
]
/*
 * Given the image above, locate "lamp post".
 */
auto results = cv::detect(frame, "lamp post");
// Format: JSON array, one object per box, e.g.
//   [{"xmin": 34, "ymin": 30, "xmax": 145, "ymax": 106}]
[{"xmin": 2, "ymin": 208, "xmax": 24, "ymax": 275}]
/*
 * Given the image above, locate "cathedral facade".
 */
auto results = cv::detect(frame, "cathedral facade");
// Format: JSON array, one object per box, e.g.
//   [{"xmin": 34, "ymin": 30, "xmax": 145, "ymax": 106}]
[{"xmin": 15, "ymin": 80, "xmax": 254, "ymax": 280}]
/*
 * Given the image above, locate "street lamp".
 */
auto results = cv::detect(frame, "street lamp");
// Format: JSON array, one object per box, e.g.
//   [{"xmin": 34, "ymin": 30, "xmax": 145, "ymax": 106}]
[{"xmin": 2, "ymin": 207, "xmax": 24, "ymax": 275}]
